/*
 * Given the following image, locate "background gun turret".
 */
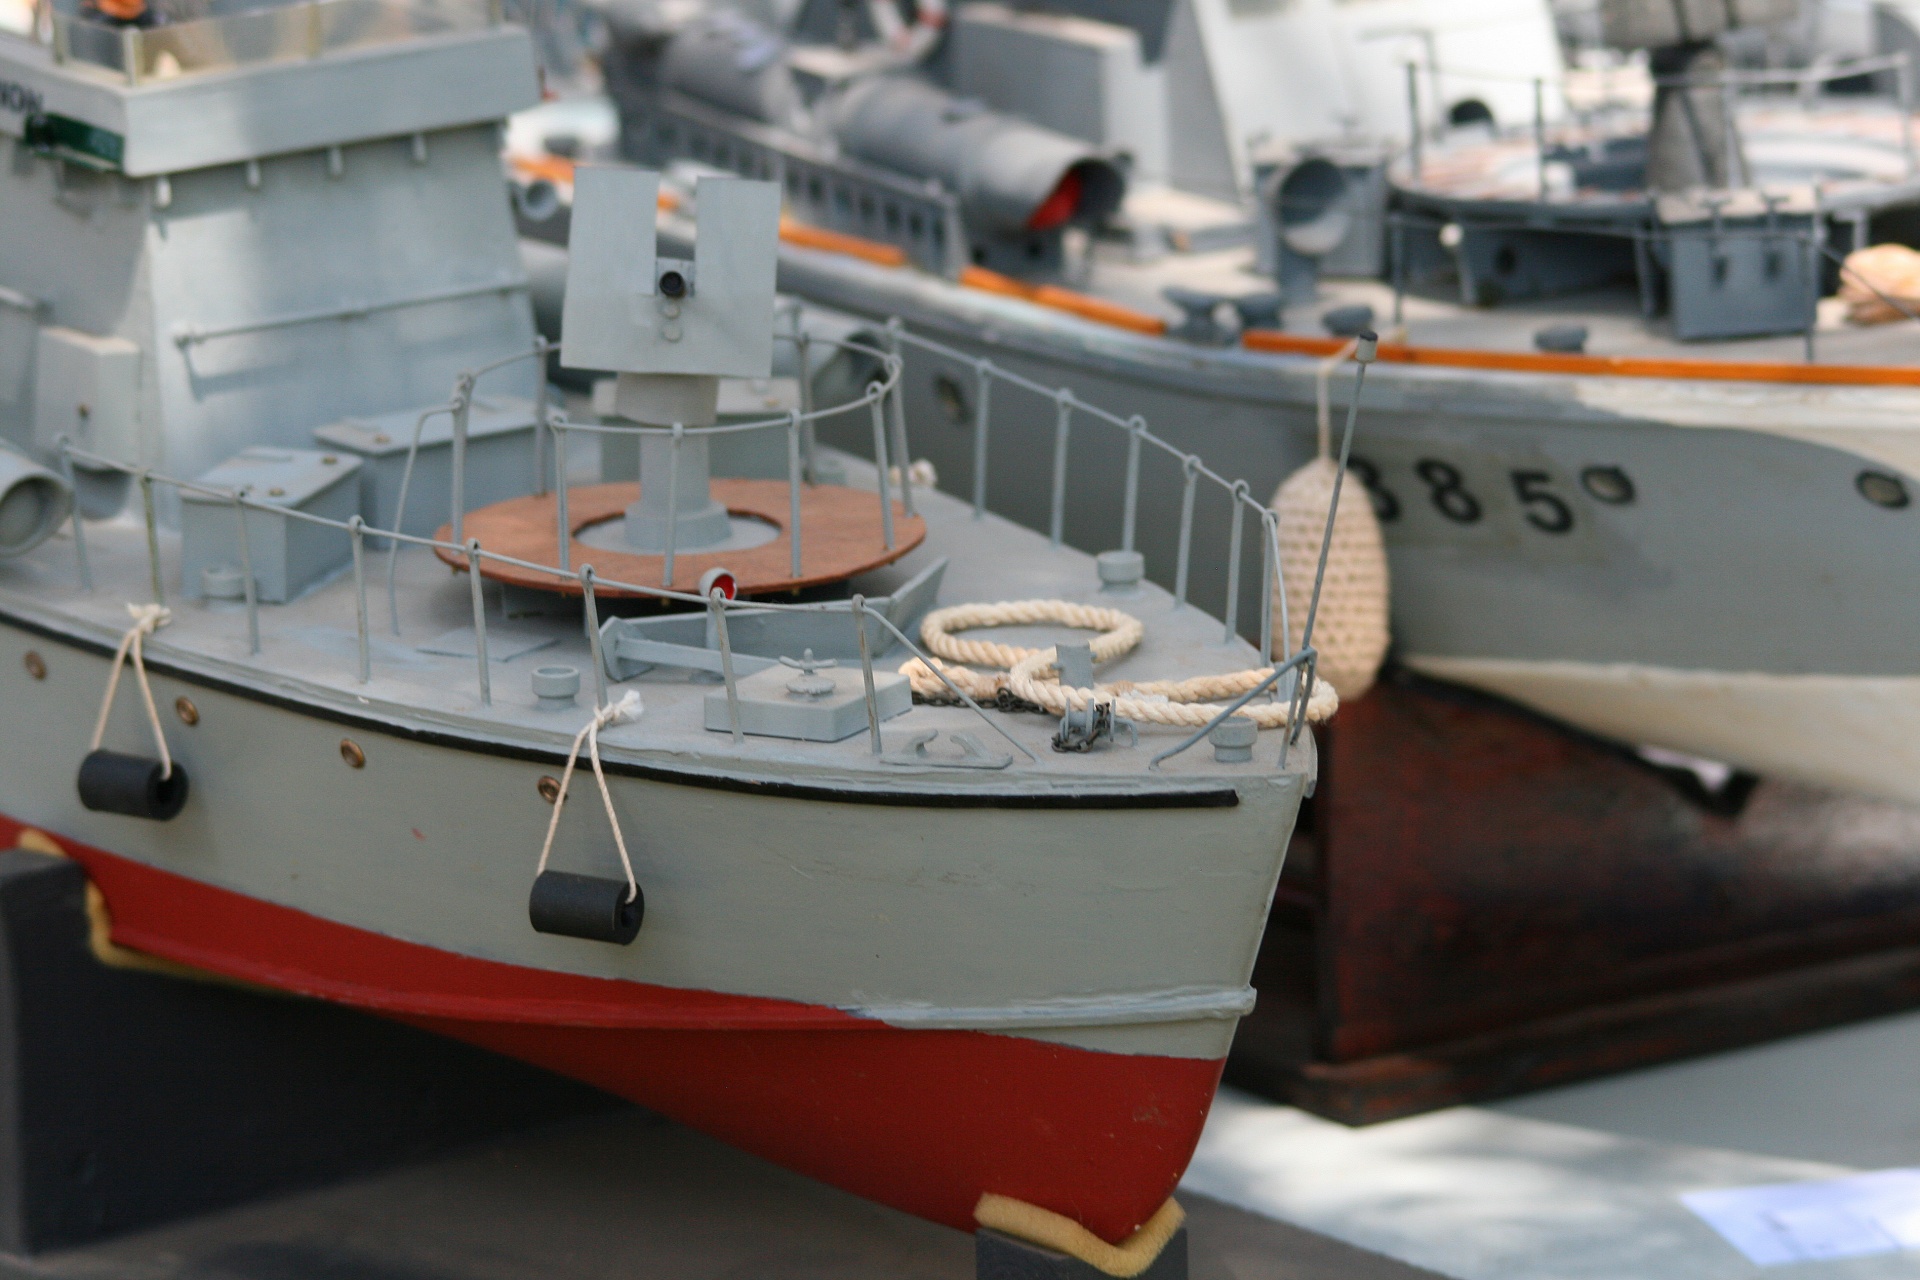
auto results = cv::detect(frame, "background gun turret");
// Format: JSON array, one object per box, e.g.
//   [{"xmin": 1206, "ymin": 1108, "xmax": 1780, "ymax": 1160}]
[
  {"xmin": 1600, "ymin": 0, "xmax": 1804, "ymax": 191},
  {"xmin": 827, "ymin": 76, "xmax": 1126, "ymax": 271}
]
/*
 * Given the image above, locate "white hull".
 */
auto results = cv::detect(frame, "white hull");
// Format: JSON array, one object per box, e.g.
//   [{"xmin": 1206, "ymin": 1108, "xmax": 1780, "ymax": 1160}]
[{"xmin": 1410, "ymin": 654, "xmax": 1920, "ymax": 810}]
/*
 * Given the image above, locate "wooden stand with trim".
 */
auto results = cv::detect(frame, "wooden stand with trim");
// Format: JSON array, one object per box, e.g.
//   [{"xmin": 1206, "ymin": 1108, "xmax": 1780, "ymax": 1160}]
[
  {"xmin": 1227, "ymin": 669, "xmax": 1920, "ymax": 1125},
  {"xmin": 0, "ymin": 842, "xmax": 614, "ymax": 1254},
  {"xmin": 978, "ymin": 1227, "xmax": 1188, "ymax": 1280}
]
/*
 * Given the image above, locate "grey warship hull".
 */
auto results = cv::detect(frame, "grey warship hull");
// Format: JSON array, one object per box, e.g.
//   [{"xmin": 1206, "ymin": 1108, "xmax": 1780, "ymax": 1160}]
[
  {"xmin": 779, "ymin": 245, "xmax": 1920, "ymax": 806},
  {"xmin": 0, "ymin": 471, "xmax": 1303, "ymax": 1240}
]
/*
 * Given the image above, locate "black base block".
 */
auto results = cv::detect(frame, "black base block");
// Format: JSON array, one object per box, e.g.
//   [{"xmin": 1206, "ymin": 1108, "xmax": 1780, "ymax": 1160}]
[
  {"xmin": 0, "ymin": 849, "xmax": 616, "ymax": 1255},
  {"xmin": 977, "ymin": 1227, "xmax": 1188, "ymax": 1280}
]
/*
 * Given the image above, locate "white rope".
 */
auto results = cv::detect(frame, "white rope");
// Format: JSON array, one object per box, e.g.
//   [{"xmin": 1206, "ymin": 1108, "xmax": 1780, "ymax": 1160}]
[
  {"xmin": 920, "ymin": 600, "xmax": 1145, "ymax": 669},
  {"xmin": 534, "ymin": 690, "xmax": 645, "ymax": 903},
  {"xmin": 1315, "ymin": 338, "xmax": 1361, "ymax": 458},
  {"xmin": 900, "ymin": 599, "xmax": 1338, "ymax": 730},
  {"xmin": 89, "ymin": 604, "xmax": 174, "ymax": 778}
]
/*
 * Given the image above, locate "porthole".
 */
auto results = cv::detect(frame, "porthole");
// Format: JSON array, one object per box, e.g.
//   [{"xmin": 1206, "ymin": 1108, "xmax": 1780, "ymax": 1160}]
[
  {"xmin": 1581, "ymin": 466, "xmax": 1636, "ymax": 505},
  {"xmin": 1858, "ymin": 470, "xmax": 1911, "ymax": 510}
]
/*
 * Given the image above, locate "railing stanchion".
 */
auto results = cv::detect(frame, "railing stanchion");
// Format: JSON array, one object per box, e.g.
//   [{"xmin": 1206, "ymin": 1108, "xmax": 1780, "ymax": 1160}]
[
  {"xmin": 139, "ymin": 469, "xmax": 163, "ymax": 607},
  {"xmin": 1174, "ymin": 457, "xmax": 1198, "ymax": 610},
  {"xmin": 233, "ymin": 488, "xmax": 259, "ymax": 654},
  {"xmin": 1122, "ymin": 415, "xmax": 1145, "ymax": 553},
  {"xmin": 712, "ymin": 589, "xmax": 744, "ymax": 746},
  {"xmin": 852, "ymin": 594, "xmax": 882, "ymax": 755},
  {"xmin": 1406, "ymin": 61, "xmax": 1424, "ymax": 180},
  {"xmin": 1223, "ymin": 482, "xmax": 1247, "ymax": 644},
  {"xmin": 533, "ymin": 335, "xmax": 551, "ymax": 495},
  {"xmin": 795, "ymin": 326, "xmax": 818, "ymax": 483},
  {"xmin": 387, "ymin": 404, "xmax": 446, "ymax": 635},
  {"xmin": 972, "ymin": 359, "xmax": 993, "ymax": 519},
  {"xmin": 1049, "ymin": 391, "xmax": 1072, "ymax": 549},
  {"xmin": 581, "ymin": 564, "xmax": 606, "ymax": 709},
  {"xmin": 554, "ymin": 420, "xmax": 571, "ymax": 572},
  {"xmin": 1533, "ymin": 77, "xmax": 1548, "ymax": 200},
  {"xmin": 868, "ymin": 386, "xmax": 896, "ymax": 550},
  {"xmin": 1259, "ymin": 508, "xmax": 1278, "ymax": 663},
  {"xmin": 1806, "ymin": 189, "xmax": 1823, "ymax": 365},
  {"xmin": 467, "ymin": 539, "xmax": 490, "ymax": 706},
  {"xmin": 449, "ymin": 374, "xmax": 473, "ymax": 544},
  {"xmin": 1901, "ymin": 53, "xmax": 1917, "ymax": 178},
  {"xmin": 350, "ymin": 516, "xmax": 370, "ymax": 683},
  {"xmin": 56, "ymin": 438, "xmax": 91, "ymax": 592},
  {"xmin": 787, "ymin": 411, "xmax": 805, "ymax": 579},
  {"xmin": 884, "ymin": 349, "xmax": 915, "ymax": 517},
  {"xmin": 663, "ymin": 422, "xmax": 683, "ymax": 588},
  {"xmin": 1391, "ymin": 214, "xmax": 1408, "ymax": 326}
]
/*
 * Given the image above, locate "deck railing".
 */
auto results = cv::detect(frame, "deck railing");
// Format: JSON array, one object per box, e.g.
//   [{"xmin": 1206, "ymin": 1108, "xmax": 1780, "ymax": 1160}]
[{"xmin": 49, "ymin": 305, "xmax": 1371, "ymax": 770}]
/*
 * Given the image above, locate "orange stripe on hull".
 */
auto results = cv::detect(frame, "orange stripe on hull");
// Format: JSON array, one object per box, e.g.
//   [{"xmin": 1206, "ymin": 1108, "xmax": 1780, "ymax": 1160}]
[{"xmin": 1243, "ymin": 328, "xmax": 1920, "ymax": 388}]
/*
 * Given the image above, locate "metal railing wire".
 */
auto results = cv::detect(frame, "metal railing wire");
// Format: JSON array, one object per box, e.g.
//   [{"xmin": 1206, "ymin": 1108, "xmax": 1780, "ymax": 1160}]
[{"xmin": 49, "ymin": 305, "xmax": 1367, "ymax": 773}]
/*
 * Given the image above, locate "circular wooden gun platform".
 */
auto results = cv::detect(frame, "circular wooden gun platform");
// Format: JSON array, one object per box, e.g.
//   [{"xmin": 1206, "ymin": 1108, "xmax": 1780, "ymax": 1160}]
[{"xmin": 435, "ymin": 480, "xmax": 926, "ymax": 598}]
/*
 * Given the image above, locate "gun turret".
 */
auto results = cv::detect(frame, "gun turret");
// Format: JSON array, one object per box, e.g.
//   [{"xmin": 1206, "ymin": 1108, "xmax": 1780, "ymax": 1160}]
[
  {"xmin": 828, "ymin": 76, "xmax": 1125, "ymax": 271},
  {"xmin": 1600, "ymin": 0, "xmax": 1803, "ymax": 191}
]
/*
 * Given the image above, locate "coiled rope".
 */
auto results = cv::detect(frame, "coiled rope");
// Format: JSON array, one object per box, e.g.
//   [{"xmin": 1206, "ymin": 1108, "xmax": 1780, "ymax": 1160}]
[
  {"xmin": 900, "ymin": 600, "xmax": 1338, "ymax": 730},
  {"xmin": 534, "ymin": 690, "xmax": 645, "ymax": 902},
  {"xmin": 89, "ymin": 604, "xmax": 175, "ymax": 776}
]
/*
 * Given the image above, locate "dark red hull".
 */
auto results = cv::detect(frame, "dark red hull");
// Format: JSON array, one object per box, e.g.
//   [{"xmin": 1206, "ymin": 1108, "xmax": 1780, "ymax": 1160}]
[{"xmin": 0, "ymin": 814, "xmax": 1222, "ymax": 1243}]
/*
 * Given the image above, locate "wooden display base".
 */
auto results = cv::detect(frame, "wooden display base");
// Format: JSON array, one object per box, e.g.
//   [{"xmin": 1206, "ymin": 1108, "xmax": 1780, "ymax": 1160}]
[
  {"xmin": 1227, "ymin": 669, "xmax": 1920, "ymax": 1125},
  {"xmin": 438, "ymin": 480, "xmax": 925, "ymax": 598},
  {"xmin": 977, "ymin": 1228, "xmax": 1188, "ymax": 1280}
]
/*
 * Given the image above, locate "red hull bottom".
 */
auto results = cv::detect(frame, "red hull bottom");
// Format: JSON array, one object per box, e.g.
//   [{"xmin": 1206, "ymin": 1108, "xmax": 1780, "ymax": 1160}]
[{"xmin": 0, "ymin": 815, "xmax": 1222, "ymax": 1243}]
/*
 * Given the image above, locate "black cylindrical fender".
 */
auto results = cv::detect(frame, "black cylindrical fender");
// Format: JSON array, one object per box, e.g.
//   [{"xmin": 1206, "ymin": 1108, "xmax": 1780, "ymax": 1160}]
[
  {"xmin": 529, "ymin": 870, "xmax": 643, "ymax": 945},
  {"xmin": 77, "ymin": 750, "xmax": 190, "ymax": 821}
]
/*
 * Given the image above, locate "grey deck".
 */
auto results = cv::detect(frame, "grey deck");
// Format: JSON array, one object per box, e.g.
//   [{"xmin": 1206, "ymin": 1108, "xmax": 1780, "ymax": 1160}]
[{"xmin": 0, "ymin": 448, "xmax": 1293, "ymax": 798}]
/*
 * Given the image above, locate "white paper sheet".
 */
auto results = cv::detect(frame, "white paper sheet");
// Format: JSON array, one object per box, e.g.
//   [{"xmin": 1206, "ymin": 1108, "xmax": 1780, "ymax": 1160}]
[{"xmin": 1684, "ymin": 1169, "xmax": 1920, "ymax": 1266}]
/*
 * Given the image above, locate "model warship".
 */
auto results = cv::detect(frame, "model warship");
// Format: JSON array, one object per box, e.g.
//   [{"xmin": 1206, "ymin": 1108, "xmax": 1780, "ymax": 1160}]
[
  {"xmin": 552, "ymin": 0, "xmax": 1920, "ymax": 810},
  {"xmin": 0, "ymin": 0, "xmax": 1362, "ymax": 1254}
]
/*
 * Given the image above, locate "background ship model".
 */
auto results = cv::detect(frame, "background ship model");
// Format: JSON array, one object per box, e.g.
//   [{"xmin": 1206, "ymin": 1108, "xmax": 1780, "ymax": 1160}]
[
  {"xmin": 543, "ymin": 0, "xmax": 1920, "ymax": 811},
  {"xmin": 0, "ymin": 0, "xmax": 1355, "ymax": 1254}
]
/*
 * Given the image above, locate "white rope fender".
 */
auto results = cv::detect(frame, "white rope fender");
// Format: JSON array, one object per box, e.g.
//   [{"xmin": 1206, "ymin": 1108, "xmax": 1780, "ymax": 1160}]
[
  {"xmin": 900, "ymin": 599, "xmax": 1338, "ymax": 730},
  {"xmin": 88, "ymin": 604, "xmax": 175, "ymax": 776},
  {"xmin": 534, "ymin": 690, "xmax": 645, "ymax": 902}
]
